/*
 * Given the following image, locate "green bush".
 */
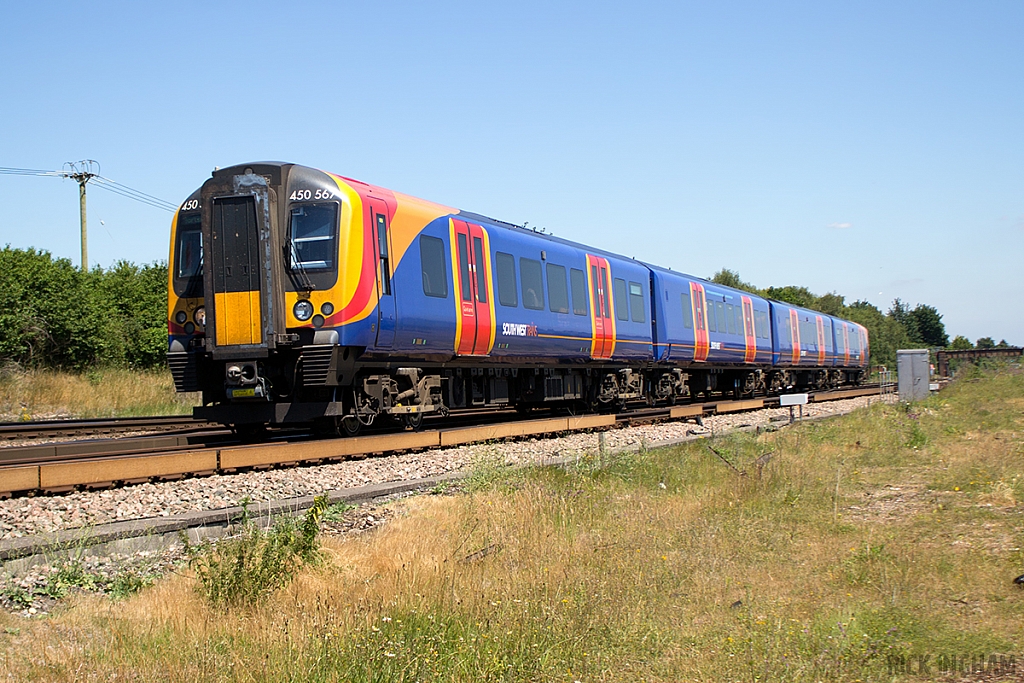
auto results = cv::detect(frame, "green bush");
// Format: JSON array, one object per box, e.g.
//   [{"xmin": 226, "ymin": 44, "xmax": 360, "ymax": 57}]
[
  {"xmin": 186, "ymin": 496, "xmax": 328, "ymax": 608},
  {"xmin": 0, "ymin": 246, "xmax": 167, "ymax": 370}
]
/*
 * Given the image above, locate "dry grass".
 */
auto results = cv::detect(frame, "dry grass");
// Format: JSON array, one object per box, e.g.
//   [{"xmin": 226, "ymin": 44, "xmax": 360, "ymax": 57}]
[
  {"xmin": 0, "ymin": 366, "xmax": 198, "ymax": 419},
  {"xmin": 1, "ymin": 366, "xmax": 1022, "ymax": 681}
]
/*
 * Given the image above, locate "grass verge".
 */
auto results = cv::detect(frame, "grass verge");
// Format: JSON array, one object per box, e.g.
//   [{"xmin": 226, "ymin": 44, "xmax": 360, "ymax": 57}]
[
  {"xmin": 0, "ymin": 366, "xmax": 198, "ymax": 419},
  {"xmin": 0, "ymin": 367, "xmax": 1022, "ymax": 681}
]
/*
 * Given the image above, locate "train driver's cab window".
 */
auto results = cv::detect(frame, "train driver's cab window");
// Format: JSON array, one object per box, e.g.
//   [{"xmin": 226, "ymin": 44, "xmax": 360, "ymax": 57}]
[
  {"xmin": 613, "ymin": 278, "xmax": 628, "ymax": 321},
  {"xmin": 496, "ymin": 252, "xmax": 518, "ymax": 307},
  {"xmin": 289, "ymin": 204, "xmax": 338, "ymax": 270},
  {"xmin": 629, "ymin": 282, "xmax": 645, "ymax": 323},
  {"xmin": 520, "ymin": 258, "xmax": 544, "ymax": 310},
  {"xmin": 176, "ymin": 215, "xmax": 203, "ymax": 279},
  {"xmin": 420, "ymin": 235, "xmax": 449, "ymax": 298}
]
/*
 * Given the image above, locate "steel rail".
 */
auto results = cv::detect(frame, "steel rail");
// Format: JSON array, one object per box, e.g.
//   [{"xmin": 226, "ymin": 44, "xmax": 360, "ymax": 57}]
[
  {"xmin": 0, "ymin": 415, "xmax": 211, "ymax": 441},
  {"xmin": 0, "ymin": 385, "xmax": 881, "ymax": 497}
]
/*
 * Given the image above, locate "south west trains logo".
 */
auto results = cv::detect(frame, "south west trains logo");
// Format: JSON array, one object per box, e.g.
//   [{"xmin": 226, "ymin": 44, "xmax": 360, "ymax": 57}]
[{"xmin": 502, "ymin": 322, "xmax": 538, "ymax": 337}]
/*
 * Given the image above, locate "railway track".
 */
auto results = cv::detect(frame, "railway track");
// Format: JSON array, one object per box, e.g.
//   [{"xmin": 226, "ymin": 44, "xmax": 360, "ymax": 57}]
[
  {"xmin": 0, "ymin": 385, "xmax": 882, "ymax": 497},
  {"xmin": 0, "ymin": 415, "xmax": 212, "ymax": 441}
]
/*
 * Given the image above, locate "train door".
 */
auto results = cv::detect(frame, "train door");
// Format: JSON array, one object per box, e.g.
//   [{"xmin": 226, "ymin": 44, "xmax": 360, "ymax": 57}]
[
  {"xmin": 842, "ymin": 324, "xmax": 851, "ymax": 366},
  {"xmin": 586, "ymin": 254, "xmax": 614, "ymax": 359},
  {"xmin": 211, "ymin": 195, "xmax": 263, "ymax": 347},
  {"xmin": 690, "ymin": 281, "xmax": 709, "ymax": 362},
  {"xmin": 451, "ymin": 219, "xmax": 495, "ymax": 355},
  {"xmin": 741, "ymin": 296, "xmax": 756, "ymax": 362},
  {"xmin": 815, "ymin": 316, "xmax": 826, "ymax": 365},
  {"xmin": 789, "ymin": 309, "xmax": 801, "ymax": 364},
  {"xmin": 366, "ymin": 197, "xmax": 395, "ymax": 348}
]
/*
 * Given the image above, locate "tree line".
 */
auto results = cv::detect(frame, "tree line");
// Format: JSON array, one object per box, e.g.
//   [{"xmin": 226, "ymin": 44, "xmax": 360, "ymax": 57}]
[
  {"xmin": 709, "ymin": 268, "xmax": 1012, "ymax": 370},
  {"xmin": 0, "ymin": 247, "xmax": 167, "ymax": 370},
  {"xmin": 0, "ymin": 246, "xmax": 1012, "ymax": 374}
]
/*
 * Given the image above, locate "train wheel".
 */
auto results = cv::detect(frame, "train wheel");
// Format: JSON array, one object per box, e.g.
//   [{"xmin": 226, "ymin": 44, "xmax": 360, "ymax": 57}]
[
  {"xmin": 403, "ymin": 412, "xmax": 424, "ymax": 431},
  {"xmin": 340, "ymin": 415, "xmax": 362, "ymax": 437}
]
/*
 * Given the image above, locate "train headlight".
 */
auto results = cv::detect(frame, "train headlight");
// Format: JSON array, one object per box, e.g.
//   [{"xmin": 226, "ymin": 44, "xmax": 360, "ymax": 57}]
[
  {"xmin": 321, "ymin": 302, "xmax": 334, "ymax": 316},
  {"xmin": 175, "ymin": 311, "xmax": 187, "ymax": 325},
  {"xmin": 194, "ymin": 306, "xmax": 206, "ymax": 327},
  {"xmin": 294, "ymin": 300, "xmax": 314, "ymax": 321}
]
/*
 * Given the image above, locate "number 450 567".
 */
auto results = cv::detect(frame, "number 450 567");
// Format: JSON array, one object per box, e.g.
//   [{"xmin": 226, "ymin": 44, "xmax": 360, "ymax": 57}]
[{"xmin": 289, "ymin": 189, "xmax": 333, "ymax": 201}]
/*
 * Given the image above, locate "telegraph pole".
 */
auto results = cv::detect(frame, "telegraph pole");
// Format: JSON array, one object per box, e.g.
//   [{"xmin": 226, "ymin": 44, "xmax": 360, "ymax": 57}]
[{"xmin": 63, "ymin": 160, "xmax": 98, "ymax": 271}]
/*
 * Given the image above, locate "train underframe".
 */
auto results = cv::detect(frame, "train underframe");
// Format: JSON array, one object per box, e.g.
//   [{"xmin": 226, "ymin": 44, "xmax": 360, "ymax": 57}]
[{"xmin": 169, "ymin": 345, "xmax": 866, "ymax": 436}]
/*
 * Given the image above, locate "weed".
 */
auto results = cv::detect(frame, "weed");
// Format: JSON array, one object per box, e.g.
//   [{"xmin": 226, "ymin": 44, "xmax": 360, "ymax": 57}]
[
  {"xmin": 186, "ymin": 495, "xmax": 328, "ymax": 608},
  {"xmin": 109, "ymin": 568, "xmax": 155, "ymax": 600},
  {"xmin": 321, "ymin": 502, "xmax": 354, "ymax": 524}
]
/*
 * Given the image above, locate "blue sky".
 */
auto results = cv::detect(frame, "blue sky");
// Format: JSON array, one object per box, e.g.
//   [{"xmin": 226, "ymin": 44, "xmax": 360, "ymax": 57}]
[{"xmin": 1, "ymin": 1, "xmax": 1021, "ymax": 344}]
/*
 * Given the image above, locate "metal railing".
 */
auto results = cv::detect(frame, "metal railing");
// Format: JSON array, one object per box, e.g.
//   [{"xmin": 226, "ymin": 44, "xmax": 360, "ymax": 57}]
[{"xmin": 878, "ymin": 367, "xmax": 897, "ymax": 403}]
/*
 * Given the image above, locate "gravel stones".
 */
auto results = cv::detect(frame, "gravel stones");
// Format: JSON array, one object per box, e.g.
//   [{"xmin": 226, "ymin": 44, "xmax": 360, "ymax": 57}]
[{"xmin": 0, "ymin": 397, "xmax": 870, "ymax": 542}]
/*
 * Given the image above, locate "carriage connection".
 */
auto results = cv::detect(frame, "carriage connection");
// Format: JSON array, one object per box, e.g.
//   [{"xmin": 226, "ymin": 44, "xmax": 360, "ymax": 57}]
[{"xmin": 167, "ymin": 162, "xmax": 869, "ymax": 435}]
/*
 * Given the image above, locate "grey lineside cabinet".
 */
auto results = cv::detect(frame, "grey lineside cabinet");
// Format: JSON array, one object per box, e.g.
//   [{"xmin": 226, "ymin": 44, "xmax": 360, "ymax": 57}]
[{"xmin": 897, "ymin": 349, "xmax": 930, "ymax": 402}]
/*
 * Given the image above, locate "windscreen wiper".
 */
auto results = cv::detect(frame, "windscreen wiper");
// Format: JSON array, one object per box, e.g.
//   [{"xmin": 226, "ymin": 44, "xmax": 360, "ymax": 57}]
[{"xmin": 284, "ymin": 239, "xmax": 315, "ymax": 292}]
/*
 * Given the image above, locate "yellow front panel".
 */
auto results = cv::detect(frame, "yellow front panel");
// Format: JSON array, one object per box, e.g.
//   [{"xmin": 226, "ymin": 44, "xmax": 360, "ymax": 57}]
[{"xmin": 214, "ymin": 291, "xmax": 262, "ymax": 346}]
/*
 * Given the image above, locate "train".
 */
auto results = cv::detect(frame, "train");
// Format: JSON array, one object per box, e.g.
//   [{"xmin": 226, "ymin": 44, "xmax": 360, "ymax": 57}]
[{"xmin": 167, "ymin": 162, "xmax": 869, "ymax": 436}]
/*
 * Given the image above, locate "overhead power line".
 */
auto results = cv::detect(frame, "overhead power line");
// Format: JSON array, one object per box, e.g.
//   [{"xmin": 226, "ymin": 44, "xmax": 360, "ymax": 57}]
[
  {"xmin": 92, "ymin": 176, "xmax": 177, "ymax": 212},
  {"xmin": 0, "ymin": 165, "xmax": 176, "ymax": 211},
  {"xmin": 0, "ymin": 162, "xmax": 179, "ymax": 270}
]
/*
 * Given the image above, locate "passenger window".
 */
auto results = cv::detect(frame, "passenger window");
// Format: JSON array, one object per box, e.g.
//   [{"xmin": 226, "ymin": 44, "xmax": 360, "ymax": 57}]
[
  {"xmin": 629, "ymin": 282, "xmax": 645, "ymax": 323},
  {"xmin": 681, "ymin": 291, "xmax": 693, "ymax": 329},
  {"xmin": 725, "ymin": 303, "xmax": 736, "ymax": 334},
  {"xmin": 419, "ymin": 235, "xmax": 448, "ymax": 298},
  {"xmin": 495, "ymin": 252, "xmax": 517, "ymax": 307},
  {"xmin": 715, "ymin": 301, "xmax": 726, "ymax": 333},
  {"xmin": 520, "ymin": 258, "xmax": 544, "ymax": 310},
  {"xmin": 837, "ymin": 326, "xmax": 845, "ymax": 352},
  {"xmin": 547, "ymin": 263, "xmax": 569, "ymax": 313},
  {"xmin": 734, "ymin": 305, "xmax": 743, "ymax": 336},
  {"xmin": 706, "ymin": 298, "xmax": 717, "ymax": 332},
  {"xmin": 570, "ymin": 268, "xmax": 588, "ymax": 316},
  {"xmin": 613, "ymin": 278, "xmax": 628, "ymax": 321}
]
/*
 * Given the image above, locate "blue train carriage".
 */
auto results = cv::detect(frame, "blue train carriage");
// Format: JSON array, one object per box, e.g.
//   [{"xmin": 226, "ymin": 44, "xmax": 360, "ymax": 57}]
[
  {"xmin": 830, "ymin": 316, "xmax": 870, "ymax": 384},
  {"xmin": 768, "ymin": 301, "xmax": 867, "ymax": 390},
  {"xmin": 649, "ymin": 267, "xmax": 773, "ymax": 398},
  {"xmin": 390, "ymin": 211, "xmax": 656, "ymax": 410}
]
